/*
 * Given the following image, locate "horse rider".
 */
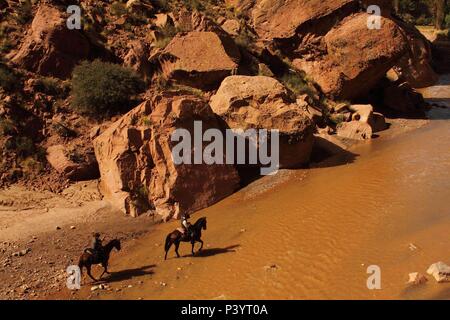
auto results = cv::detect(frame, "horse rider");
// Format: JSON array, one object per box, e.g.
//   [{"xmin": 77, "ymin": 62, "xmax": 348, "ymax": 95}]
[
  {"xmin": 87, "ymin": 232, "xmax": 103, "ymax": 261},
  {"xmin": 181, "ymin": 213, "xmax": 194, "ymax": 239}
]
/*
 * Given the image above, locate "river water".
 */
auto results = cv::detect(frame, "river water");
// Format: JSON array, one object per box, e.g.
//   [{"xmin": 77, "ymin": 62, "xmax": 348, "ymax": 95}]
[{"xmin": 75, "ymin": 76, "xmax": 450, "ymax": 300}]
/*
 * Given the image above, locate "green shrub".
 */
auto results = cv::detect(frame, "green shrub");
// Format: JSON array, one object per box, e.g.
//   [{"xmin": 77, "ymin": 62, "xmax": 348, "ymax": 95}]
[
  {"xmin": 0, "ymin": 24, "xmax": 13, "ymax": 54},
  {"xmin": 34, "ymin": 77, "xmax": 61, "ymax": 95},
  {"xmin": 0, "ymin": 39, "xmax": 13, "ymax": 54},
  {"xmin": 140, "ymin": 116, "xmax": 151, "ymax": 126},
  {"xmin": 70, "ymin": 60, "xmax": 145, "ymax": 116},
  {"xmin": 234, "ymin": 28, "xmax": 253, "ymax": 49},
  {"xmin": 14, "ymin": 136, "xmax": 35, "ymax": 157},
  {"xmin": 21, "ymin": 156, "xmax": 44, "ymax": 175},
  {"xmin": 170, "ymin": 84, "xmax": 204, "ymax": 98},
  {"xmin": 131, "ymin": 185, "xmax": 151, "ymax": 212},
  {"xmin": 329, "ymin": 113, "xmax": 346, "ymax": 125},
  {"xmin": 280, "ymin": 72, "xmax": 312, "ymax": 96},
  {"xmin": 153, "ymin": 73, "xmax": 169, "ymax": 90},
  {"xmin": 0, "ymin": 118, "xmax": 16, "ymax": 136},
  {"xmin": 416, "ymin": 16, "xmax": 432, "ymax": 26},
  {"xmin": 154, "ymin": 24, "xmax": 179, "ymax": 49},
  {"xmin": 182, "ymin": 0, "xmax": 204, "ymax": 11},
  {"xmin": 0, "ymin": 64, "xmax": 18, "ymax": 92},
  {"xmin": 14, "ymin": 0, "xmax": 33, "ymax": 25},
  {"xmin": 110, "ymin": 1, "xmax": 127, "ymax": 16},
  {"xmin": 445, "ymin": 14, "xmax": 450, "ymax": 28}
]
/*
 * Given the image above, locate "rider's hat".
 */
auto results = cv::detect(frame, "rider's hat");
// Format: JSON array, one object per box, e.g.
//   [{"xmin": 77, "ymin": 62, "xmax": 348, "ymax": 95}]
[{"xmin": 93, "ymin": 232, "xmax": 101, "ymax": 238}]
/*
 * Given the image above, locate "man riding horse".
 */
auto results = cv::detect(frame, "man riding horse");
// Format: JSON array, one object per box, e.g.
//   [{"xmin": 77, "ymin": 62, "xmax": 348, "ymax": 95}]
[
  {"xmin": 165, "ymin": 216, "xmax": 207, "ymax": 260},
  {"xmin": 79, "ymin": 233, "xmax": 121, "ymax": 282},
  {"xmin": 85, "ymin": 232, "xmax": 104, "ymax": 262},
  {"xmin": 181, "ymin": 213, "xmax": 194, "ymax": 240}
]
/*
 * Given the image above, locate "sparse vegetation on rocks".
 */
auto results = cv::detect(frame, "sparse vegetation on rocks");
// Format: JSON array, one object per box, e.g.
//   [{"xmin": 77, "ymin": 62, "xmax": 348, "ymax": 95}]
[
  {"xmin": 70, "ymin": 60, "xmax": 145, "ymax": 116},
  {"xmin": 110, "ymin": 1, "xmax": 128, "ymax": 16},
  {"xmin": 0, "ymin": 63, "xmax": 19, "ymax": 92},
  {"xmin": 13, "ymin": 0, "xmax": 33, "ymax": 25},
  {"xmin": 154, "ymin": 24, "xmax": 179, "ymax": 49},
  {"xmin": 33, "ymin": 77, "xmax": 65, "ymax": 96},
  {"xmin": 279, "ymin": 72, "xmax": 314, "ymax": 97}
]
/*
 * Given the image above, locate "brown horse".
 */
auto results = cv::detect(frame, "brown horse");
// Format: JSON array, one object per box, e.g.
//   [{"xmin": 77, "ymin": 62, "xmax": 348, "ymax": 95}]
[
  {"xmin": 78, "ymin": 239, "xmax": 121, "ymax": 282},
  {"xmin": 164, "ymin": 217, "xmax": 207, "ymax": 260}
]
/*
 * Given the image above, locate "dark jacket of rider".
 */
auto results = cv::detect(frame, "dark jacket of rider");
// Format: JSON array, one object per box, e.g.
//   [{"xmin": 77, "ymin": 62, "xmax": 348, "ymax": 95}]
[{"xmin": 91, "ymin": 233, "xmax": 103, "ymax": 253}]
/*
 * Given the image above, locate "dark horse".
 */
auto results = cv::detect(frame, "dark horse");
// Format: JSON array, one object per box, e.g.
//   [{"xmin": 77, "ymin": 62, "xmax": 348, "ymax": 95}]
[
  {"xmin": 164, "ymin": 217, "xmax": 207, "ymax": 260},
  {"xmin": 78, "ymin": 239, "xmax": 121, "ymax": 282}
]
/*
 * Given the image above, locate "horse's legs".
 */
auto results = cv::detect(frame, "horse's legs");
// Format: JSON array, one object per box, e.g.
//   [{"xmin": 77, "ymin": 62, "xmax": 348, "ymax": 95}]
[
  {"xmin": 165, "ymin": 241, "xmax": 172, "ymax": 260},
  {"xmin": 191, "ymin": 241, "xmax": 195, "ymax": 256},
  {"xmin": 198, "ymin": 239, "xmax": 204, "ymax": 251},
  {"xmin": 100, "ymin": 261, "xmax": 109, "ymax": 279},
  {"xmin": 104, "ymin": 261, "xmax": 110, "ymax": 274},
  {"xmin": 86, "ymin": 265, "xmax": 98, "ymax": 282},
  {"xmin": 175, "ymin": 241, "xmax": 180, "ymax": 258}
]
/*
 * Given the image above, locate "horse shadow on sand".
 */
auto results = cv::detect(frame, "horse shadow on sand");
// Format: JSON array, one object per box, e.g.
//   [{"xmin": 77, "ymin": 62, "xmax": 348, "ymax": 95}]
[
  {"xmin": 95, "ymin": 264, "xmax": 155, "ymax": 284},
  {"xmin": 181, "ymin": 244, "xmax": 240, "ymax": 258}
]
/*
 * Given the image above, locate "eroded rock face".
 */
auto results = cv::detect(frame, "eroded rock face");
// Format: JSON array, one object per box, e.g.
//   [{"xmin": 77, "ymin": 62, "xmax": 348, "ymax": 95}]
[
  {"xmin": 46, "ymin": 145, "xmax": 99, "ymax": 181},
  {"xmin": 159, "ymin": 31, "xmax": 241, "ymax": 90},
  {"xmin": 293, "ymin": 13, "xmax": 408, "ymax": 100},
  {"xmin": 392, "ymin": 20, "xmax": 438, "ymax": 88},
  {"xmin": 93, "ymin": 94, "xmax": 240, "ymax": 219},
  {"xmin": 336, "ymin": 121, "xmax": 373, "ymax": 140},
  {"xmin": 238, "ymin": 0, "xmax": 435, "ymax": 99},
  {"xmin": 250, "ymin": 0, "xmax": 358, "ymax": 41},
  {"xmin": 210, "ymin": 76, "xmax": 315, "ymax": 168},
  {"xmin": 8, "ymin": 5, "xmax": 91, "ymax": 79}
]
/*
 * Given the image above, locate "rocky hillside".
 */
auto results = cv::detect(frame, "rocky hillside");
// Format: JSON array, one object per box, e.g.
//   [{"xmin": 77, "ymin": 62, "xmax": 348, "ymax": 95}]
[{"xmin": 0, "ymin": 0, "xmax": 442, "ymax": 219}]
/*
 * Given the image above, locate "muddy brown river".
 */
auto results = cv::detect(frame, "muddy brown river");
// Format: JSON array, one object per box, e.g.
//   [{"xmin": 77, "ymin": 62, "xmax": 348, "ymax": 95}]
[{"xmin": 60, "ymin": 76, "xmax": 450, "ymax": 300}]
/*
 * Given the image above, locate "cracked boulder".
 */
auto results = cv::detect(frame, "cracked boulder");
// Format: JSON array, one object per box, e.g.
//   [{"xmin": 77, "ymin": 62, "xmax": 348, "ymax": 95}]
[
  {"xmin": 210, "ymin": 75, "xmax": 315, "ymax": 168},
  {"xmin": 158, "ymin": 31, "xmax": 241, "ymax": 90},
  {"xmin": 93, "ymin": 94, "xmax": 240, "ymax": 219}
]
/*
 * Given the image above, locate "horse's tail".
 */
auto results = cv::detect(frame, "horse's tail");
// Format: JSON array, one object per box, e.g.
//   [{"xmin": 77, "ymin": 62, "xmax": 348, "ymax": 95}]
[{"xmin": 164, "ymin": 233, "xmax": 172, "ymax": 252}]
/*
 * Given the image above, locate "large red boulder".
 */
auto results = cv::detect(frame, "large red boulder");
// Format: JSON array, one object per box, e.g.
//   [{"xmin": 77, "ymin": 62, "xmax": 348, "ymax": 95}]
[
  {"xmin": 210, "ymin": 76, "xmax": 315, "ymax": 168},
  {"xmin": 158, "ymin": 31, "xmax": 241, "ymax": 90},
  {"xmin": 392, "ymin": 20, "xmax": 439, "ymax": 88},
  {"xmin": 293, "ymin": 13, "xmax": 408, "ymax": 100},
  {"xmin": 234, "ymin": 0, "xmax": 436, "ymax": 99},
  {"xmin": 8, "ymin": 5, "xmax": 91, "ymax": 79},
  {"xmin": 46, "ymin": 145, "xmax": 99, "ymax": 181},
  {"xmin": 93, "ymin": 94, "xmax": 240, "ymax": 219}
]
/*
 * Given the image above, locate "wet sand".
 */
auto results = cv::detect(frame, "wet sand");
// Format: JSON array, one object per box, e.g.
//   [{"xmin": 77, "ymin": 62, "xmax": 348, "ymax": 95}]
[{"xmin": 44, "ymin": 76, "xmax": 450, "ymax": 300}]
